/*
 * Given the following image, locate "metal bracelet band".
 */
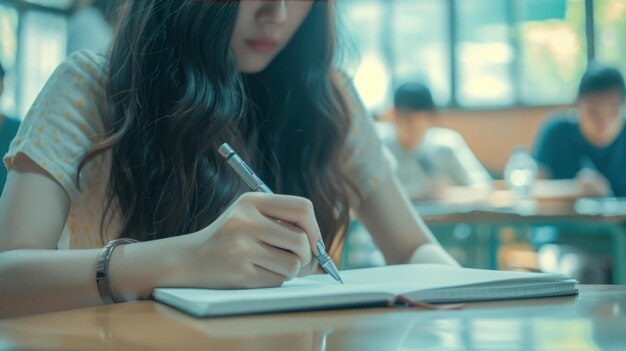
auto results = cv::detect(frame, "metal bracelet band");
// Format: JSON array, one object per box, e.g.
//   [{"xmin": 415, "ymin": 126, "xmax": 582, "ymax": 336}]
[{"xmin": 96, "ymin": 238, "xmax": 139, "ymax": 305}]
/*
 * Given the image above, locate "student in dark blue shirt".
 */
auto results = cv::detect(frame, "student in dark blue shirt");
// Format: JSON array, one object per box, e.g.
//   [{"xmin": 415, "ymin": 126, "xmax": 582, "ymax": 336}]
[{"xmin": 534, "ymin": 63, "xmax": 626, "ymax": 197}]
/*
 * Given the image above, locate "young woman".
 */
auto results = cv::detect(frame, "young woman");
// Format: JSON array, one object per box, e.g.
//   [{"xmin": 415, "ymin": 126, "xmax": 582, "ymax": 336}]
[{"xmin": 0, "ymin": 0, "xmax": 457, "ymax": 317}]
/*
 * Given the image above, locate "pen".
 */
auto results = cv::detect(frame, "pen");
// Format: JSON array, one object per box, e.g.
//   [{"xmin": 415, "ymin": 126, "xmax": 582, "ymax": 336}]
[{"xmin": 218, "ymin": 143, "xmax": 344, "ymax": 284}]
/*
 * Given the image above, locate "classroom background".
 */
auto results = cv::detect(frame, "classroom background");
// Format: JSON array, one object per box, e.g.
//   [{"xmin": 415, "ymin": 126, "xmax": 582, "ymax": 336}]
[{"xmin": 1, "ymin": 0, "xmax": 626, "ymax": 285}]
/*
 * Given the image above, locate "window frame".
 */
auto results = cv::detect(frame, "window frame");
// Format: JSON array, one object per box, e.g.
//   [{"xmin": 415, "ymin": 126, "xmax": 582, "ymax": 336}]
[
  {"xmin": 343, "ymin": 0, "xmax": 603, "ymax": 111},
  {"xmin": 0, "ymin": 0, "xmax": 614, "ymax": 113},
  {"xmin": 449, "ymin": 0, "xmax": 596, "ymax": 109}
]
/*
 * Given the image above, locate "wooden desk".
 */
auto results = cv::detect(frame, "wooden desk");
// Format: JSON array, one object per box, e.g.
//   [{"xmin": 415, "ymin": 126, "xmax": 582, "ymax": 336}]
[
  {"xmin": 1, "ymin": 286, "xmax": 625, "ymax": 350},
  {"xmin": 412, "ymin": 197, "xmax": 626, "ymax": 283},
  {"xmin": 415, "ymin": 195, "xmax": 626, "ymax": 225}
]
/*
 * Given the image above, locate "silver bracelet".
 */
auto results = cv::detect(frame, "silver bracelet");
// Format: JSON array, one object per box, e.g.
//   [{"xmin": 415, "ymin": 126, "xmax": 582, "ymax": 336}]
[{"xmin": 96, "ymin": 238, "xmax": 139, "ymax": 305}]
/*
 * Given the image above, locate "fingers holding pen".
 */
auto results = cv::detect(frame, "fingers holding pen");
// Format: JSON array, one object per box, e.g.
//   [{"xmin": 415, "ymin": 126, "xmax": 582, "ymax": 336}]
[{"xmin": 242, "ymin": 193, "xmax": 324, "ymax": 255}]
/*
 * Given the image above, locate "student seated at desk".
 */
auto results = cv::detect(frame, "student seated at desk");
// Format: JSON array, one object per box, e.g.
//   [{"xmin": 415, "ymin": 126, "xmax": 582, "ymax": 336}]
[
  {"xmin": 534, "ymin": 63, "xmax": 626, "ymax": 197},
  {"xmin": 378, "ymin": 83, "xmax": 492, "ymax": 201},
  {"xmin": 531, "ymin": 64, "xmax": 625, "ymax": 283},
  {"xmin": 0, "ymin": 0, "xmax": 457, "ymax": 318}
]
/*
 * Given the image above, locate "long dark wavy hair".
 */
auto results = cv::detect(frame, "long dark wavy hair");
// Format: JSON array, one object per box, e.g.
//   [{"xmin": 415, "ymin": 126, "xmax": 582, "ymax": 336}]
[{"xmin": 80, "ymin": 0, "xmax": 357, "ymax": 253}]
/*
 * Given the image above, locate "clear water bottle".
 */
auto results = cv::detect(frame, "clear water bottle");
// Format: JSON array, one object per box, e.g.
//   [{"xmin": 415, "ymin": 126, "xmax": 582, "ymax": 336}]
[{"xmin": 504, "ymin": 147, "xmax": 538, "ymax": 198}]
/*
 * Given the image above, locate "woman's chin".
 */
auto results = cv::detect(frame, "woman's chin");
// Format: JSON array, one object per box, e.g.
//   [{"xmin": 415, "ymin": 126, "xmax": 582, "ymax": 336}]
[{"xmin": 236, "ymin": 58, "xmax": 273, "ymax": 74}]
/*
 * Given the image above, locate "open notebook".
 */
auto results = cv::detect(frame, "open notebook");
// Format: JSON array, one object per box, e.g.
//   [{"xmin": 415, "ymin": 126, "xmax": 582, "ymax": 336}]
[{"xmin": 153, "ymin": 264, "xmax": 578, "ymax": 317}]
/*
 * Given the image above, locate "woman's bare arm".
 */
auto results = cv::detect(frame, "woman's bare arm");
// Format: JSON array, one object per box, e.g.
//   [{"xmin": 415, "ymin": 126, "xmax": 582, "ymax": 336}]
[
  {"xmin": 355, "ymin": 175, "xmax": 457, "ymax": 266},
  {"xmin": 0, "ymin": 155, "xmax": 187, "ymax": 317},
  {"xmin": 0, "ymin": 155, "xmax": 325, "ymax": 318}
]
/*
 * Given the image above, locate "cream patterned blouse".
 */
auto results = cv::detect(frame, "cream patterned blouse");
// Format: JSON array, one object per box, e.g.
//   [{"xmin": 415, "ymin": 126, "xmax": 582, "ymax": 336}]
[{"xmin": 4, "ymin": 50, "xmax": 391, "ymax": 249}]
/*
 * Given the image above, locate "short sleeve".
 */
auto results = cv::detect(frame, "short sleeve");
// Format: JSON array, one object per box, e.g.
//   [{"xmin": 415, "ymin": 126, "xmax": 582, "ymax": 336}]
[
  {"xmin": 339, "ymin": 75, "xmax": 393, "ymax": 204},
  {"xmin": 4, "ymin": 50, "xmax": 108, "ymax": 200}
]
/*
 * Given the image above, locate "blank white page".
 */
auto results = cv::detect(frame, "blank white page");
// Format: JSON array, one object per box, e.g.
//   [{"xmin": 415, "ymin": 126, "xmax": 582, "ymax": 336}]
[
  {"xmin": 302, "ymin": 264, "xmax": 572, "ymax": 296},
  {"xmin": 154, "ymin": 278, "xmax": 391, "ymax": 317},
  {"xmin": 154, "ymin": 264, "xmax": 575, "ymax": 316},
  {"xmin": 161, "ymin": 279, "xmax": 358, "ymax": 305}
]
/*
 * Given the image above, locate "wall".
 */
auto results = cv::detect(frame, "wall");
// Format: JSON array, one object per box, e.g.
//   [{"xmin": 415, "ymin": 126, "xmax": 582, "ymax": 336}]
[{"xmin": 433, "ymin": 106, "xmax": 564, "ymax": 175}]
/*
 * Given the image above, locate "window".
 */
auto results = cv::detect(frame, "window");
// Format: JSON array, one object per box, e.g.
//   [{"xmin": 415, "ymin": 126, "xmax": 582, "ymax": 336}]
[
  {"xmin": 456, "ymin": 0, "xmax": 514, "ymax": 106},
  {"xmin": 0, "ymin": 1, "xmax": 68, "ymax": 119},
  {"xmin": 0, "ymin": 3, "xmax": 18, "ymax": 118},
  {"xmin": 595, "ymin": 0, "xmax": 626, "ymax": 75},
  {"xmin": 517, "ymin": 0, "xmax": 587, "ymax": 105},
  {"xmin": 18, "ymin": 10, "xmax": 66, "ymax": 118},
  {"xmin": 392, "ymin": 0, "xmax": 450, "ymax": 105},
  {"xmin": 339, "ymin": 0, "xmax": 626, "ymax": 110},
  {"xmin": 337, "ymin": 0, "xmax": 391, "ymax": 112}
]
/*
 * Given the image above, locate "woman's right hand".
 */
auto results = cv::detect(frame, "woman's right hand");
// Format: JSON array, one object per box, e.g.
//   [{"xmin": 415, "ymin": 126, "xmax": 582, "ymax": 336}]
[{"xmin": 176, "ymin": 193, "xmax": 323, "ymax": 289}]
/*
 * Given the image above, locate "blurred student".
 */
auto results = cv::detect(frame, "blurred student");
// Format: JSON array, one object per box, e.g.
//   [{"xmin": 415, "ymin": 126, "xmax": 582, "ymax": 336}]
[
  {"xmin": 379, "ymin": 83, "xmax": 492, "ymax": 201},
  {"xmin": 0, "ymin": 1, "xmax": 458, "ymax": 318},
  {"xmin": 67, "ymin": 0, "xmax": 115, "ymax": 55},
  {"xmin": 532, "ymin": 64, "xmax": 625, "ymax": 283},
  {"xmin": 534, "ymin": 63, "xmax": 626, "ymax": 197},
  {"xmin": 0, "ymin": 61, "xmax": 20, "ymax": 192}
]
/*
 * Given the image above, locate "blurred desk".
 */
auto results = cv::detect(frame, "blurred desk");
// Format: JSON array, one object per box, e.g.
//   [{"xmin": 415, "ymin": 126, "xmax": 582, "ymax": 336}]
[
  {"xmin": 1, "ymin": 286, "xmax": 624, "ymax": 351},
  {"xmin": 416, "ymin": 198, "xmax": 626, "ymax": 225},
  {"xmin": 415, "ymin": 189, "xmax": 626, "ymax": 283}
]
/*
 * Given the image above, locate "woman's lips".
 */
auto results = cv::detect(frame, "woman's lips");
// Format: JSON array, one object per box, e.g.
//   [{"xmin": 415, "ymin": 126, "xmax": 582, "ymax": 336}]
[{"xmin": 246, "ymin": 38, "xmax": 278, "ymax": 53}]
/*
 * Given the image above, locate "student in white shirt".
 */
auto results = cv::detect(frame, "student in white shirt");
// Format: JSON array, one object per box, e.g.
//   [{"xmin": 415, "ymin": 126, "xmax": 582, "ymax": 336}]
[{"xmin": 379, "ymin": 83, "xmax": 492, "ymax": 201}]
